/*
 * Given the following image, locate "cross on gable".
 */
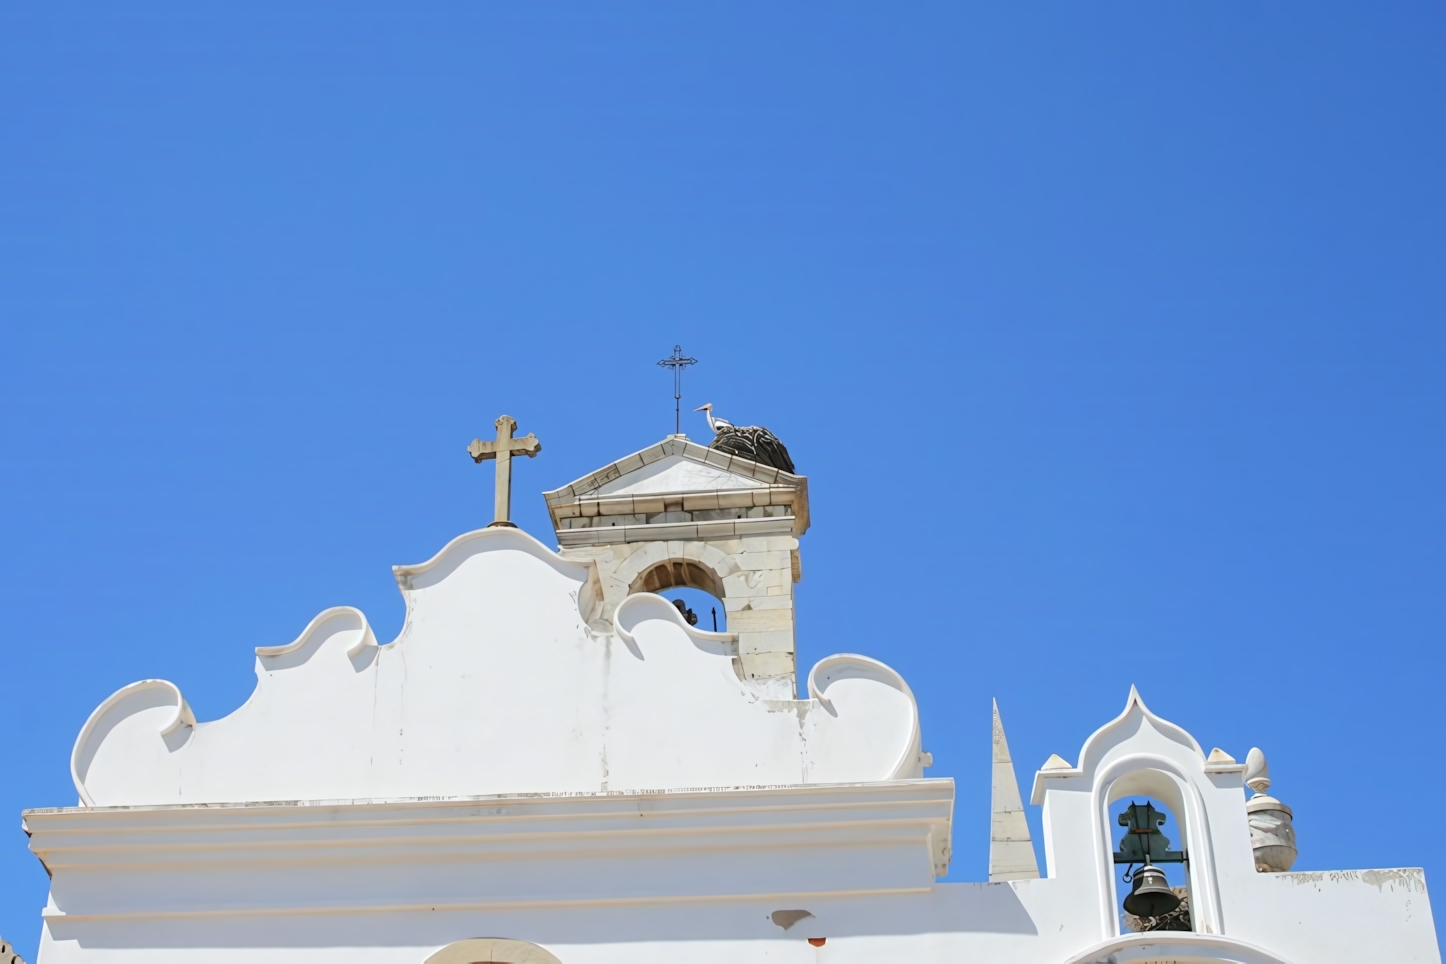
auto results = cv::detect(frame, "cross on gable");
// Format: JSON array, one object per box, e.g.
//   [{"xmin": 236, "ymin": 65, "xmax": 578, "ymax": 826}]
[{"xmin": 468, "ymin": 414, "xmax": 542, "ymax": 527}]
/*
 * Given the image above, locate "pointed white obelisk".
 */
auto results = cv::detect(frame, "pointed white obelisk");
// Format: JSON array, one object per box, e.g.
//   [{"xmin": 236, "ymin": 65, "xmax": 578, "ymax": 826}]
[{"xmin": 989, "ymin": 699, "xmax": 1040, "ymax": 882}]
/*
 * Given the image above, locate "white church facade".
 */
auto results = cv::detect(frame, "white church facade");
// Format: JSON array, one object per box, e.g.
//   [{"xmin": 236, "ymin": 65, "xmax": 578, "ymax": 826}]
[{"xmin": 22, "ymin": 417, "xmax": 1440, "ymax": 963}]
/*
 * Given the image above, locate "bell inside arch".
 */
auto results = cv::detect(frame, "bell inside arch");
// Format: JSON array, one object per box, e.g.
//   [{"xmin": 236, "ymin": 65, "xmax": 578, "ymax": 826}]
[
  {"xmin": 1113, "ymin": 799, "xmax": 1190, "ymax": 929},
  {"xmin": 1123, "ymin": 864, "xmax": 1180, "ymax": 918}
]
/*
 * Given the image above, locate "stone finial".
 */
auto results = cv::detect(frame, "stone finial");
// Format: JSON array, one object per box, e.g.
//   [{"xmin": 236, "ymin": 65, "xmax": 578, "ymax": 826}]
[
  {"xmin": 1244, "ymin": 747, "xmax": 1297, "ymax": 873},
  {"xmin": 1244, "ymin": 746, "xmax": 1271, "ymax": 793}
]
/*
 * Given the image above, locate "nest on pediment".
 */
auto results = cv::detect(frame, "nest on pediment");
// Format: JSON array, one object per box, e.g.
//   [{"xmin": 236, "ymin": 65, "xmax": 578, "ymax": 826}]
[
  {"xmin": 1124, "ymin": 887, "xmax": 1192, "ymax": 933},
  {"xmin": 709, "ymin": 425, "xmax": 795, "ymax": 473}
]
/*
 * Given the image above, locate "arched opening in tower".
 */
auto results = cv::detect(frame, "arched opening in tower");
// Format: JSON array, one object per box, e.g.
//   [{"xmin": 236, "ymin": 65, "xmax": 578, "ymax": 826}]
[{"xmin": 632, "ymin": 560, "xmax": 728, "ymax": 632}]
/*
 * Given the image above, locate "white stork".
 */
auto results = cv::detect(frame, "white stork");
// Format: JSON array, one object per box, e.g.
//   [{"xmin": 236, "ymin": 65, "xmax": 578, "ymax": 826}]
[{"xmin": 693, "ymin": 402, "xmax": 733, "ymax": 434}]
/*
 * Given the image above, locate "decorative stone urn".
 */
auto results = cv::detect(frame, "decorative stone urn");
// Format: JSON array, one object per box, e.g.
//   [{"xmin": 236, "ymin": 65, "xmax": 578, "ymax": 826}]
[{"xmin": 1245, "ymin": 747, "xmax": 1298, "ymax": 872}]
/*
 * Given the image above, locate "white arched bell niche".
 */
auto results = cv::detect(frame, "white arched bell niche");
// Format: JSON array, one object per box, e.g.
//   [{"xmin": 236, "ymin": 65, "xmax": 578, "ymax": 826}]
[
  {"xmin": 424, "ymin": 938, "xmax": 563, "ymax": 964},
  {"xmin": 1063, "ymin": 932, "xmax": 1291, "ymax": 964},
  {"xmin": 1094, "ymin": 756, "xmax": 1222, "ymax": 937},
  {"xmin": 1031, "ymin": 687, "xmax": 1252, "ymax": 943}
]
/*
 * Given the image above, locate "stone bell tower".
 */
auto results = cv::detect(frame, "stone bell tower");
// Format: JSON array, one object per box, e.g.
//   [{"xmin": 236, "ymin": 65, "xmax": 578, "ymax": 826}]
[{"xmin": 544, "ymin": 434, "xmax": 808, "ymax": 698}]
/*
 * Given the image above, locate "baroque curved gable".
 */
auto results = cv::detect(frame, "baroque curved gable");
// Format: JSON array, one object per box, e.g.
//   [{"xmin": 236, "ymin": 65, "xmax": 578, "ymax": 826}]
[{"xmin": 70, "ymin": 527, "xmax": 923, "ymax": 807}]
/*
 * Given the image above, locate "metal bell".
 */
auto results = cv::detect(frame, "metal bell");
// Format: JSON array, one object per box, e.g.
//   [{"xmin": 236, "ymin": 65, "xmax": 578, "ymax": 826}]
[{"xmin": 1123, "ymin": 864, "xmax": 1180, "ymax": 918}]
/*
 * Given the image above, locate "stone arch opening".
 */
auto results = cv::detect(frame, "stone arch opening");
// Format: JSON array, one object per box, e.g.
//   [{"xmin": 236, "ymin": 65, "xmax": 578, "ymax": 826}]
[
  {"xmin": 631, "ymin": 560, "xmax": 728, "ymax": 632},
  {"xmin": 631, "ymin": 559, "xmax": 725, "ymax": 599}
]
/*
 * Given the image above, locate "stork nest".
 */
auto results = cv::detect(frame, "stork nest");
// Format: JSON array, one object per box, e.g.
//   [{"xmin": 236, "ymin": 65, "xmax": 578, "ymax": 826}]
[{"xmin": 709, "ymin": 425, "xmax": 795, "ymax": 473}]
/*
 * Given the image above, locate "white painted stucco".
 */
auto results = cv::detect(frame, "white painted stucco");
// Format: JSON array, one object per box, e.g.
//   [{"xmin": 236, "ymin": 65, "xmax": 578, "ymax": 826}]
[
  {"xmin": 69, "ymin": 526, "xmax": 922, "ymax": 808},
  {"xmin": 22, "ymin": 442, "xmax": 1442, "ymax": 964}
]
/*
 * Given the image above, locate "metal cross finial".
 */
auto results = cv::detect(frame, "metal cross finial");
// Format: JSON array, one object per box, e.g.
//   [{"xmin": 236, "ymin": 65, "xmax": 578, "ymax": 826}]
[
  {"xmin": 656, "ymin": 345, "xmax": 698, "ymax": 436},
  {"xmin": 467, "ymin": 415, "xmax": 542, "ymax": 527}
]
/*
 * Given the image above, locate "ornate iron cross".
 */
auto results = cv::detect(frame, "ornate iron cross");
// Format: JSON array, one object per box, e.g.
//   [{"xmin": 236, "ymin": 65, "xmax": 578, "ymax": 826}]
[{"xmin": 656, "ymin": 345, "xmax": 698, "ymax": 436}]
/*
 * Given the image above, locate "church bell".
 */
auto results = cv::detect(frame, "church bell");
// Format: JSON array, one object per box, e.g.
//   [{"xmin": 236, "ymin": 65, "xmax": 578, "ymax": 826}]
[{"xmin": 1123, "ymin": 864, "xmax": 1180, "ymax": 918}]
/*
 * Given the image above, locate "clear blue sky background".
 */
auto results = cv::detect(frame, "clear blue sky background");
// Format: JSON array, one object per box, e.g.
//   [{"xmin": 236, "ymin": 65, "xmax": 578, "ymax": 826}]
[{"xmin": 2, "ymin": 4, "xmax": 1443, "ymax": 958}]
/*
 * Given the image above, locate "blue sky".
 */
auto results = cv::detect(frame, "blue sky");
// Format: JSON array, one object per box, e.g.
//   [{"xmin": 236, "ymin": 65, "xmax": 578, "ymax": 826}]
[{"xmin": 2, "ymin": 3, "xmax": 1443, "ymax": 957}]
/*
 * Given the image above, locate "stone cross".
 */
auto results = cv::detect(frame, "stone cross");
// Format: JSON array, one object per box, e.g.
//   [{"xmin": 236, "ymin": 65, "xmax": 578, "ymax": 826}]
[{"xmin": 468, "ymin": 415, "xmax": 542, "ymax": 526}]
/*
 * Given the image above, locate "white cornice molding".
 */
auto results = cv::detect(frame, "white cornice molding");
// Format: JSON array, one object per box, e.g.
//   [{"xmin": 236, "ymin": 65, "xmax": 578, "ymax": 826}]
[{"xmin": 27, "ymin": 780, "xmax": 954, "ymax": 922}]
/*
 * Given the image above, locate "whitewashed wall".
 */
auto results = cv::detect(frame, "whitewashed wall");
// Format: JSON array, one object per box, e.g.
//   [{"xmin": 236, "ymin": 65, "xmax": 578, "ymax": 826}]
[{"xmin": 26, "ymin": 529, "xmax": 1440, "ymax": 964}]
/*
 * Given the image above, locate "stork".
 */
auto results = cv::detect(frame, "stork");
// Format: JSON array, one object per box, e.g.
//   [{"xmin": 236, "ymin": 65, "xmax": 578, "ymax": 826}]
[
  {"xmin": 693, "ymin": 402, "xmax": 795, "ymax": 473},
  {"xmin": 693, "ymin": 403, "xmax": 733, "ymax": 434}
]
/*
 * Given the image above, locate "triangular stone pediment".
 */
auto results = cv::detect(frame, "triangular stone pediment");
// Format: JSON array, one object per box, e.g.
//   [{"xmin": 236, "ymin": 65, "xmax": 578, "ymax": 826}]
[
  {"xmin": 543, "ymin": 437, "xmax": 809, "ymax": 541},
  {"xmin": 595, "ymin": 454, "xmax": 767, "ymax": 496}
]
